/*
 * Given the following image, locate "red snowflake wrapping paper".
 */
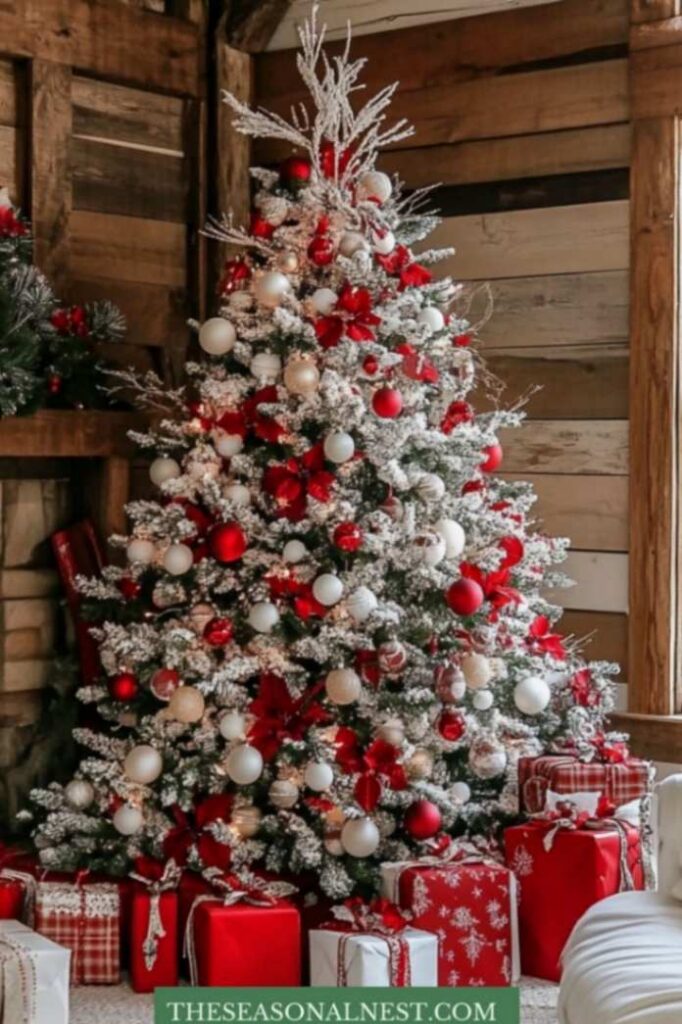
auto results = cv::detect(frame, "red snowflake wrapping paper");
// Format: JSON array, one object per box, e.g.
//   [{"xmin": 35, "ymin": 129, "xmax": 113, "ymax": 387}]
[
  {"xmin": 34, "ymin": 880, "xmax": 120, "ymax": 985},
  {"xmin": 380, "ymin": 860, "xmax": 519, "ymax": 987},
  {"xmin": 517, "ymin": 753, "xmax": 652, "ymax": 814},
  {"xmin": 504, "ymin": 820, "xmax": 644, "ymax": 981}
]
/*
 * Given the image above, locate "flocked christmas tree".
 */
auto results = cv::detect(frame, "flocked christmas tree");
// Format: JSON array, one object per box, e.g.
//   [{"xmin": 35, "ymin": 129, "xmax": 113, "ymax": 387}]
[{"xmin": 25, "ymin": 12, "xmax": 620, "ymax": 896}]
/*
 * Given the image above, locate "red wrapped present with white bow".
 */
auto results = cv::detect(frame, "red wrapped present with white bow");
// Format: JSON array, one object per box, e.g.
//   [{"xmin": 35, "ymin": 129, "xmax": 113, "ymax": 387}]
[
  {"xmin": 380, "ymin": 837, "xmax": 519, "ymax": 986},
  {"xmin": 310, "ymin": 898, "xmax": 438, "ymax": 987},
  {"xmin": 34, "ymin": 874, "xmax": 120, "ymax": 985},
  {"xmin": 183, "ymin": 867, "xmax": 301, "ymax": 987},
  {"xmin": 128, "ymin": 858, "xmax": 181, "ymax": 993},
  {"xmin": 504, "ymin": 802, "xmax": 645, "ymax": 981},
  {"xmin": 517, "ymin": 749, "xmax": 652, "ymax": 815}
]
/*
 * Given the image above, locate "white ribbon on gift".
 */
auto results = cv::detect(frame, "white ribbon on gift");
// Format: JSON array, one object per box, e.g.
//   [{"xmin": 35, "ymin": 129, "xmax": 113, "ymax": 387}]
[
  {"xmin": 129, "ymin": 860, "xmax": 182, "ymax": 972},
  {"xmin": 0, "ymin": 932, "xmax": 35, "ymax": 1024}
]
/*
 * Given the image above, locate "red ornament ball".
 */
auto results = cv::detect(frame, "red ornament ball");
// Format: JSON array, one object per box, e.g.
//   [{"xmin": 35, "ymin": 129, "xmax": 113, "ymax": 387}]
[
  {"xmin": 481, "ymin": 443, "xmax": 503, "ymax": 473},
  {"xmin": 438, "ymin": 710, "xmax": 466, "ymax": 742},
  {"xmin": 404, "ymin": 799, "xmax": 442, "ymax": 840},
  {"xmin": 150, "ymin": 668, "xmax": 181, "ymax": 701},
  {"xmin": 362, "ymin": 355, "xmax": 379, "ymax": 376},
  {"xmin": 333, "ymin": 521, "xmax": 363, "ymax": 553},
  {"xmin": 208, "ymin": 522, "xmax": 247, "ymax": 564},
  {"xmin": 118, "ymin": 576, "xmax": 141, "ymax": 601},
  {"xmin": 446, "ymin": 578, "xmax": 485, "ymax": 616},
  {"xmin": 250, "ymin": 213, "xmax": 275, "ymax": 239},
  {"xmin": 47, "ymin": 373, "xmax": 62, "ymax": 396},
  {"xmin": 372, "ymin": 386, "xmax": 403, "ymax": 419},
  {"xmin": 280, "ymin": 155, "xmax": 312, "ymax": 188},
  {"xmin": 109, "ymin": 672, "xmax": 139, "ymax": 702},
  {"xmin": 203, "ymin": 616, "xmax": 234, "ymax": 646},
  {"xmin": 307, "ymin": 234, "xmax": 335, "ymax": 267}
]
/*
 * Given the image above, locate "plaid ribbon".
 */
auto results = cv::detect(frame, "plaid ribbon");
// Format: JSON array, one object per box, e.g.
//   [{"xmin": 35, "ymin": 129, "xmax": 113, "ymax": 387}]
[
  {"xmin": 519, "ymin": 754, "xmax": 651, "ymax": 814},
  {"xmin": 129, "ymin": 860, "xmax": 181, "ymax": 972},
  {"xmin": 182, "ymin": 869, "xmax": 296, "ymax": 985},
  {"xmin": 0, "ymin": 933, "xmax": 36, "ymax": 1024},
  {"xmin": 529, "ymin": 806, "xmax": 637, "ymax": 892},
  {"xmin": 325, "ymin": 899, "xmax": 412, "ymax": 987}
]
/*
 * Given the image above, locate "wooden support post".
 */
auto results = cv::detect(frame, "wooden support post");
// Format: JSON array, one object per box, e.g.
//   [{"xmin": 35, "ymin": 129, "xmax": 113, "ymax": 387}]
[
  {"xmin": 97, "ymin": 456, "xmax": 130, "ymax": 539},
  {"xmin": 29, "ymin": 60, "xmax": 72, "ymax": 292}
]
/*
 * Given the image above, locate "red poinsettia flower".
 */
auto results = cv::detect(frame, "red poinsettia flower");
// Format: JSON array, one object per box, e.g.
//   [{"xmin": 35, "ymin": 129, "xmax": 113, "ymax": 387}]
[
  {"xmin": 441, "ymin": 400, "xmax": 474, "ymax": 435},
  {"xmin": 248, "ymin": 673, "xmax": 331, "ymax": 761},
  {"xmin": 397, "ymin": 343, "xmax": 439, "ymax": 383},
  {"xmin": 262, "ymin": 443, "xmax": 335, "ymax": 521},
  {"xmin": 526, "ymin": 615, "xmax": 567, "ymax": 661},
  {"xmin": 50, "ymin": 305, "xmax": 90, "ymax": 339},
  {"xmin": 0, "ymin": 204, "xmax": 27, "ymax": 238},
  {"xmin": 242, "ymin": 385, "xmax": 287, "ymax": 444},
  {"xmin": 375, "ymin": 244, "xmax": 432, "ymax": 290},
  {"xmin": 314, "ymin": 282, "xmax": 381, "ymax": 349},
  {"xmin": 571, "ymin": 668, "xmax": 600, "ymax": 707},
  {"xmin": 336, "ymin": 731, "xmax": 407, "ymax": 811},
  {"xmin": 460, "ymin": 562, "xmax": 521, "ymax": 610},
  {"xmin": 162, "ymin": 794, "xmax": 234, "ymax": 871}
]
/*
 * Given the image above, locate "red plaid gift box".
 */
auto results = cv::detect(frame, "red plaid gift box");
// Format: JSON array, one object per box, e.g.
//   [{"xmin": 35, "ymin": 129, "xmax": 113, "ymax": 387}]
[
  {"xmin": 34, "ymin": 878, "xmax": 120, "ymax": 985},
  {"xmin": 517, "ymin": 753, "xmax": 652, "ymax": 814}
]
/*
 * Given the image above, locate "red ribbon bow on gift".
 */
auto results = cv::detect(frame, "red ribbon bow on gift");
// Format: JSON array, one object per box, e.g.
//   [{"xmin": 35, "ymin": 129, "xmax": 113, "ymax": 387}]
[
  {"xmin": 325, "ymin": 898, "xmax": 412, "ymax": 987},
  {"xmin": 375, "ymin": 245, "xmax": 432, "ymax": 291},
  {"xmin": 335, "ymin": 730, "xmax": 408, "ymax": 811},
  {"xmin": 248, "ymin": 674, "xmax": 331, "ymax": 761},
  {"xmin": 314, "ymin": 282, "xmax": 382, "ymax": 349},
  {"xmin": 162, "ymin": 795, "xmax": 234, "ymax": 871},
  {"xmin": 263, "ymin": 444, "xmax": 335, "ymax": 521}
]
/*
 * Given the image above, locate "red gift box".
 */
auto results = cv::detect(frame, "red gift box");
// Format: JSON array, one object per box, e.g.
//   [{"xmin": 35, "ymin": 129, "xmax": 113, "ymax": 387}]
[
  {"xmin": 129, "ymin": 859, "xmax": 181, "ymax": 993},
  {"xmin": 517, "ymin": 753, "xmax": 651, "ymax": 814},
  {"xmin": 504, "ymin": 818, "xmax": 644, "ymax": 981},
  {"xmin": 34, "ymin": 877, "xmax": 120, "ymax": 985},
  {"xmin": 183, "ymin": 870, "xmax": 301, "ymax": 986},
  {"xmin": 381, "ymin": 850, "xmax": 519, "ymax": 987},
  {"xmin": 0, "ymin": 876, "xmax": 27, "ymax": 921}
]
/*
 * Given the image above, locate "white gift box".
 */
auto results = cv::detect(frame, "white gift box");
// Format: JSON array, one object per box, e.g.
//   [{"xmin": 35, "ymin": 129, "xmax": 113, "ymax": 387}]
[
  {"xmin": 310, "ymin": 926, "xmax": 438, "ymax": 987},
  {"xmin": 0, "ymin": 919, "xmax": 70, "ymax": 1024}
]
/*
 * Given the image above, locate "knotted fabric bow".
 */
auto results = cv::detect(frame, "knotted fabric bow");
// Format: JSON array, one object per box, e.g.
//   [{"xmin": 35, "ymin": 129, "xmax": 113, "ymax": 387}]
[
  {"xmin": 325, "ymin": 897, "xmax": 413, "ymax": 987},
  {"xmin": 183, "ymin": 868, "xmax": 297, "ymax": 985},
  {"xmin": 129, "ymin": 858, "xmax": 182, "ymax": 972}
]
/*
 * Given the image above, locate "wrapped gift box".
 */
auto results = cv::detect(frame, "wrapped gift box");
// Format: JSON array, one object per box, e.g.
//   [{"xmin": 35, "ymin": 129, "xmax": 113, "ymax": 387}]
[
  {"xmin": 310, "ymin": 926, "xmax": 438, "ymax": 987},
  {"xmin": 0, "ymin": 919, "xmax": 70, "ymax": 1024},
  {"xmin": 504, "ymin": 820, "xmax": 644, "ymax": 981},
  {"xmin": 34, "ymin": 880, "xmax": 120, "ymax": 985},
  {"xmin": 381, "ymin": 859, "xmax": 519, "ymax": 986},
  {"xmin": 185, "ymin": 896, "xmax": 301, "ymax": 986},
  {"xmin": 129, "ymin": 889, "xmax": 178, "ymax": 993},
  {"xmin": 517, "ymin": 753, "xmax": 651, "ymax": 815}
]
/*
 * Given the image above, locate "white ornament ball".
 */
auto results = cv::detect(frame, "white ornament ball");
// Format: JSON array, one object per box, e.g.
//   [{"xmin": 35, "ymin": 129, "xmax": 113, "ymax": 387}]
[
  {"xmin": 323, "ymin": 431, "xmax": 355, "ymax": 464},
  {"xmin": 311, "ymin": 288, "xmax": 337, "ymax": 315},
  {"xmin": 224, "ymin": 482, "xmax": 251, "ymax": 507},
  {"xmin": 417, "ymin": 307, "xmax": 445, "ymax": 333},
  {"xmin": 312, "ymin": 573, "xmax": 344, "ymax": 607},
  {"xmin": 163, "ymin": 543, "xmax": 193, "ymax": 577},
  {"xmin": 199, "ymin": 317, "xmax": 236, "ymax": 356},
  {"xmin": 514, "ymin": 675, "xmax": 551, "ymax": 715},
  {"xmin": 284, "ymin": 358, "xmax": 320, "ymax": 395},
  {"xmin": 378, "ymin": 718, "xmax": 405, "ymax": 746},
  {"xmin": 277, "ymin": 251, "xmax": 299, "ymax": 274},
  {"xmin": 417, "ymin": 474, "xmax": 445, "ymax": 502},
  {"xmin": 325, "ymin": 668, "xmax": 362, "ymax": 705},
  {"xmin": 372, "ymin": 230, "xmax": 395, "ymax": 255},
  {"xmin": 213, "ymin": 431, "xmax": 243, "ymax": 458},
  {"xmin": 149, "ymin": 457, "xmax": 181, "ymax": 487},
  {"xmin": 412, "ymin": 531, "xmax": 446, "ymax": 567},
  {"xmin": 461, "ymin": 653, "xmax": 493, "ymax": 690},
  {"xmin": 339, "ymin": 232, "xmax": 370, "ymax": 258},
  {"xmin": 357, "ymin": 170, "xmax": 393, "ymax": 204},
  {"xmin": 219, "ymin": 711, "xmax": 246, "ymax": 742},
  {"xmin": 254, "ymin": 271, "xmax": 290, "ymax": 307},
  {"xmin": 250, "ymin": 352, "xmax": 282, "ymax": 380},
  {"xmin": 283, "ymin": 540, "xmax": 307, "ymax": 564},
  {"xmin": 451, "ymin": 781, "xmax": 472, "ymax": 805},
  {"xmin": 225, "ymin": 744, "xmax": 263, "ymax": 785},
  {"xmin": 269, "ymin": 779, "xmax": 299, "ymax": 809},
  {"xmin": 123, "ymin": 744, "xmax": 163, "ymax": 785},
  {"xmin": 435, "ymin": 519, "xmax": 466, "ymax": 559},
  {"xmin": 126, "ymin": 538, "xmax": 156, "ymax": 565},
  {"xmin": 341, "ymin": 817, "xmax": 380, "ymax": 857},
  {"xmin": 304, "ymin": 762, "xmax": 334, "ymax": 791},
  {"xmin": 346, "ymin": 586, "xmax": 377, "ymax": 623},
  {"xmin": 168, "ymin": 685, "xmax": 205, "ymax": 723},
  {"xmin": 472, "ymin": 689, "xmax": 494, "ymax": 711},
  {"xmin": 113, "ymin": 803, "xmax": 144, "ymax": 836},
  {"xmin": 65, "ymin": 779, "xmax": 95, "ymax": 810},
  {"xmin": 248, "ymin": 601, "xmax": 280, "ymax": 633}
]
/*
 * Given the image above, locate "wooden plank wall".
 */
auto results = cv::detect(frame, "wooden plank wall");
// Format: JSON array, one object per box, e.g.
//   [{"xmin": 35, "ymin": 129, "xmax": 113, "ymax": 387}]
[{"xmin": 255, "ymin": 0, "xmax": 631, "ymax": 702}]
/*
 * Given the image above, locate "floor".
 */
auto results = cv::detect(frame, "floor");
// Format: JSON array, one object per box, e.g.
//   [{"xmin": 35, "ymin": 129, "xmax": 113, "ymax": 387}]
[{"xmin": 71, "ymin": 977, "xmax": 560, "ymax": 1024}]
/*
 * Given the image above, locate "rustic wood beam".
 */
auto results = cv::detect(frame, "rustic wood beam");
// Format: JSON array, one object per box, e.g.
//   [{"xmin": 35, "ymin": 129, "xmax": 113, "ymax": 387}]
[
  {"xmin": 631, "ymin": 0, "xmax": 680, "ymax": 23},
  {"xmin": 222, "ymin": 0, "xmax": 294, "ymax": 53},
  {"xmin": 611, "ymin": 713, "xmax": 682, "ymax": 761}
]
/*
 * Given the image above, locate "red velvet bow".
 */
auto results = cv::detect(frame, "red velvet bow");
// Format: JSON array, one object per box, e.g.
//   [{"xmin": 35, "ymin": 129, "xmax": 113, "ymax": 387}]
[
  {"xmin": 0, "ymin": 205, "xmax": 27, "ymax": 238},
  {"xmin": 248, "ymin": 674, "xmax": 331, "ymax": 761},
  {"xmin": 162, "ymin": 794, "xmax": 234, "ymax": 871},
  {"xmin": 262, "ymin": 444, "xmax": 335, "ymax": 520},
  {"xmin": 336, "ymin": 732, "xmax": 407, "ymax": 811},
  {"xmin": 526, "ymin": 615, "xmax": 567, "ymax": 661},
  {"xmin": 314, "ymin": 283, "xmax": 381, "ymax": 349},
  {"xmin": 375, "ymin": 244, "xmax": 432, "ymax": 290}
]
